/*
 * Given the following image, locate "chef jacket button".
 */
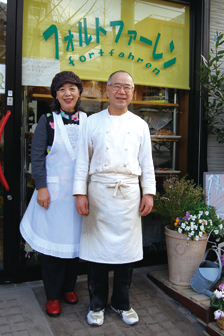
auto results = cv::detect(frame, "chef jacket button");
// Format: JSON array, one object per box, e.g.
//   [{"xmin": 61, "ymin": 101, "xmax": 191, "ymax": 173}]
[
  {"xmin": 125, "ymin": 148, "xmax": 128, "ymax": 151},
  {"xmin": 106, "ymin": 147, "xmax": 109, "ymax": 150},
  {"xmin": 127, "ymin": 131, "xmax": 130, "ymax": 134},
  {"xmin": 124, "ymin": 164, "xmax": 127, "ymax": 167},
  {"xmin": 106, "ymin": 130, "xmax": 110, "ymax": 133},
  {"xmin": 105, "ymin": 163, "xmax": 108, "ymax": 166}
]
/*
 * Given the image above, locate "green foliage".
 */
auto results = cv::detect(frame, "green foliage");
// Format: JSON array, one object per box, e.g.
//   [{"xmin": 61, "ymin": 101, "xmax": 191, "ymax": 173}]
[
  {"xmin": 155, "ymin": 175, "xmax": 224, "ymax": 241},
  {"xmin": 155, "ymin": 175, "xmax": 204, "ymax": 224},
  {"xmin": 210, "ymin": 293, "xmax": 224, "ymax": 310},
  {"xmin": 210, "ymin": 284, "xmax": 224, "ymax": 320},
  {"xmin": 199, "ymin": 32, "xmax": 224, "ymax": 143}
]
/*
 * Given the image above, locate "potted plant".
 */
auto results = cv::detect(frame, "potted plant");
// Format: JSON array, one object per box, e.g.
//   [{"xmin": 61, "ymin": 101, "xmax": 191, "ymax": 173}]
[
  {"xmin": 210, "ymin": 284, "xmax": 224, "ymax": 330},
  {"xmin": 155, "ymin": 175, "xmax": 224, "ymax": 286}
]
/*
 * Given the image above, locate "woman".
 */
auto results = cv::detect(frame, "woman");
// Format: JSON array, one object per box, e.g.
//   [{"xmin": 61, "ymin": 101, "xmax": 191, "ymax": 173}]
[{"xmin": 20, "ymin": 71, "xmax": 87, "ymax": 317}]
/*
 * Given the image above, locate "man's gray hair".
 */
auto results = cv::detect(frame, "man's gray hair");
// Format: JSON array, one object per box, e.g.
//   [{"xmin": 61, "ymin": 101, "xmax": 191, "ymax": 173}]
[{"xmin": 107, "ymin": 71, "xmax": 134, "ymax": 86}]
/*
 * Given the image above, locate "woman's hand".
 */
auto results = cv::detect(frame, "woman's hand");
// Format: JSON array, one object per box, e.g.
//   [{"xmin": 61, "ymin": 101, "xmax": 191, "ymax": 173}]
[
  {"xmin": 75, "ymin": 195, "xmax": 89, "ymax": 216},
  {"xmin": 37, "ymin": 187, "xmax": 50, "ymax": 210}
]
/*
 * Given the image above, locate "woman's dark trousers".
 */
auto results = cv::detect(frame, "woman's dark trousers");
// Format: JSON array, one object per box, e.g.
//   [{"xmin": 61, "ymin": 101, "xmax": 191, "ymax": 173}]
[{"xmin": 42, "ymin": 254, "xmax": 78, "ymax": 300}]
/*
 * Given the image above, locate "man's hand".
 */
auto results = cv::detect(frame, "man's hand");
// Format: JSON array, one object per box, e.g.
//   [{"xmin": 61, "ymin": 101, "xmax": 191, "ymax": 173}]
[
  {"xmin": 75, "ymin": 195, "xmax": 89, "ymax": 216},
  {"xmin": 139, "ymin": 194, "xmax": 154, "ymax": 216},
  {"xmin": 37, "ymin": 187, "xmax": 50, "ymax": 210}
]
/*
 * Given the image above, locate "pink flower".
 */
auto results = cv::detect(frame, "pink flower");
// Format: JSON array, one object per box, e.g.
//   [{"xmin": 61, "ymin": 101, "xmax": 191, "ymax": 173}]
[
  {"xmin": 214, "ymin": 289, "xmax": 223, "ymax": 299},
  {"xmin": 49, "ymin": 121, "xmax": 54, "ymax": 129},
  {"xmin": 169, "ymin": 185, "xmax": 173, "ymax": 189},
  {"xmin": 219, "ymin": 284, "xmax": 224, "ymax": 291},
  {"xmin": 214, "ymin": 310, "xmax": 223, "ymax": 320}
]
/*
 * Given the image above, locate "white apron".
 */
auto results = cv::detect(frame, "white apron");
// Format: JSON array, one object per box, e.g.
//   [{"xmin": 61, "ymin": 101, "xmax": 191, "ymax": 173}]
[
  {"xmin": 79, "ymin": 173, "xmax": 143, "ymax": 264},
  {"xmin": 20, "ymin": 112, "xmax": 86, "ymax": 258}
]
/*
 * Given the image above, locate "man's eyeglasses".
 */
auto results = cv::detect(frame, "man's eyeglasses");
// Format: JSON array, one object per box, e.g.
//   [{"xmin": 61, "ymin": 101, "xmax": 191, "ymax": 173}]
[{"xmin": 108, "ymin": 84, "xmax": 134, "ymax": 92}]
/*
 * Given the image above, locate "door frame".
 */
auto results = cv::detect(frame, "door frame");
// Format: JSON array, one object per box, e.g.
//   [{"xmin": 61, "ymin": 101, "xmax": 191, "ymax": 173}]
[{"xmin": 2, "ymin": 0, "xmax": 24, "ymax": 282}]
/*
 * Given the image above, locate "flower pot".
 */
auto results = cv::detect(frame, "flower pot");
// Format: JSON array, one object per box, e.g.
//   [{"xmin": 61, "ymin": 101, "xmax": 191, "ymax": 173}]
[
  {"xmin": 165, "ymin": 225, "xmax": 208, "ymax": 286},
  {"xmin": 217, "ymin": 317, "xmax": 224, "ymax": 330}
]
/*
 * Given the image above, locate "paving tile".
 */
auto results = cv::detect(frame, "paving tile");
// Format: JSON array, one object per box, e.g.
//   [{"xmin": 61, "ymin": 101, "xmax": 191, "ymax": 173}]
[
  {"xmin": 185, "ymin": 314, "xmax": 198, "ymax": 323},
  {"xmin": 16, "ymin": 331, "xmax": 30, "ymax": 336},
  {"xmin": 159, "ymin": 320, "xmax": 176, "ymax": 329},
  {"xmin": 153, "ymin": 264, "xmax": 168, "ymax": 271},
  {"xmin": 14, "ymin": 282, "xmax": 29, "ymax": 289},
  {"xmin": 0, "ymin": 266, "xmax": 209, "ymax": 336},
  {"xmin": 12, "ymin": 321, "xmax": 28, "ymax": 331},
  {"xmin": 0, "ymin": 316, "xmax": 9, "ymax": 324},
  {"xmin": 77, "ymin": 274, "xmax": 87, "ymax": 282},
  {"xmin": 5, "ymin": 299, "xmax": 18, "ymax": 308},
  {"xmin": 7, "ymin": 307, "xmax": 22, "ymax": 315},
  {"xmin": 1, "ymin": 283, "xmax": 16, "ymax": 291},
  {"xmin": 146, "ymin": 323, "xmax": 166, "ymax": 333},
  {"xmin": 121, "ymin": 328, "xmax": 139, "ymax": 336},
  {"xmin": 28, "ymin": 280, "xmax": 43, "ymax": 287},
  {"xmin": 0, "ymin": 324, "xmax": 11, "ymax": 333},
  {"xmin": 141, "ymin": 314, "xmax": 157, "ymax": 324},
  {"xmin": 10, "ymin": 314, "xmax": 25, "ymax": 323}
]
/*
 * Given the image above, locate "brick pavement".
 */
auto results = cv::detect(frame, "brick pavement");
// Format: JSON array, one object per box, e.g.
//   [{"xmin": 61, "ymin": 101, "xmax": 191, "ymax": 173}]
[{"xmin": 0, "ymin": 267, "xmax": 209, "ymax": 336}]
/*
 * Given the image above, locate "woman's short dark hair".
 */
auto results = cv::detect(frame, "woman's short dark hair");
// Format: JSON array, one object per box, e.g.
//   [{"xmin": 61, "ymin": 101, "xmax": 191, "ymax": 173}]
[{"xmin": 50, "ymin": 71, "xmax": 83, "ymax": 113}]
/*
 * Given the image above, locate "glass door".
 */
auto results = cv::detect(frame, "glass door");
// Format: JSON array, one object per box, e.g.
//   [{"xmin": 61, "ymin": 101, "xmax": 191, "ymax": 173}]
[
  {"xmin": 20, "ymin": 85, "xmax": 51, "ymax": 267},
  {"xmin": 0, "ymin": 0, "xmax": 7, "ymax": 270}
]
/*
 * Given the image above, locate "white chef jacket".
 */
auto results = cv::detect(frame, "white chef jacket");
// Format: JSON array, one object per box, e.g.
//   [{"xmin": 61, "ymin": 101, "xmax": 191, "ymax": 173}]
[
  {"xmin": 73, "ymin": 108, "xmax": 156, "ymax": 196},
  {"xmin": 72, "ymin": 108, "xmax": 156, "ymax": 264}
]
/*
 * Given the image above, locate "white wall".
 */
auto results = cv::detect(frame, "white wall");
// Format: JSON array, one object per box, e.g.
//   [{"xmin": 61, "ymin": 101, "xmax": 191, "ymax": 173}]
[{"xmin": 207, "ymin": 0, "xmax": 224, "ymax": 171}]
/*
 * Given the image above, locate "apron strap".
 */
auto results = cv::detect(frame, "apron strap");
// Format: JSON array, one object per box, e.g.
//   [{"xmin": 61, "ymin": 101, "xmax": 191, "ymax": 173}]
[
  {"xmin": 107, "ymin": 181, "xmax": 130, "ymax": 198},
  {"xmin": 90, "ymin": 174, "xmax": 139, "ymax": 198}
]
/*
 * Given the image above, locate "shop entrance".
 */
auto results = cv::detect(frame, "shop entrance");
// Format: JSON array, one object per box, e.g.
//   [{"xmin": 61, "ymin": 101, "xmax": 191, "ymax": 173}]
[{"xmin": 0, "ymin": 1, "xmax": 7, "ymax": 270}]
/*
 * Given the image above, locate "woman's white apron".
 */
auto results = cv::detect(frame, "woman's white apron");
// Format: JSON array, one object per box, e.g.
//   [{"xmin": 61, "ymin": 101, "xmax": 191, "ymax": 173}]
[
  {"xmin": 79, "ymin": 173, "xmax": 143, "ymax": 264},
  {"xmin": 20, "ymin": 112, "xmax": 86, "ymax": 258}
]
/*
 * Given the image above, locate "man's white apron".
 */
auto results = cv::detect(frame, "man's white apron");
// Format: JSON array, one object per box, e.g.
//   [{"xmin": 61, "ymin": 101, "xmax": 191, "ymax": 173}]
[
  {"xmin": 20, "ymin": 112, "xmax": 86, "ymax": 258},
  {"xmin": 79, "ymin": 173, "xmax": 143, "ymax": 264}
]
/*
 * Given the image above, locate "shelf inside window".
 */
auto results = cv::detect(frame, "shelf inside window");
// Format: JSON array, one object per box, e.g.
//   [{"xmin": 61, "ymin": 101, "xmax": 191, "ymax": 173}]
[{"xmin": 30, "ymin": 93, "xmax": 179, "ymax": 108}]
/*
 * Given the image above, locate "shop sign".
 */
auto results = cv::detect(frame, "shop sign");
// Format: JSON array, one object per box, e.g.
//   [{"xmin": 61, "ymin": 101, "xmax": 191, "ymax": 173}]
[
  {"xmin": 22, "ymin": 0, "xmax": 190, "ymax": 89},
  {"xmin": 43, "ymin": 19, "xmax": 176, "ymax": 75}
]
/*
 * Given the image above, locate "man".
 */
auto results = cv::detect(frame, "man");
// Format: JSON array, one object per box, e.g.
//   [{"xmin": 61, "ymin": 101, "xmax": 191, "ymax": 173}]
[{"xmin": 73, "ymin": 70, "xmax": 156, "ymax": 326}]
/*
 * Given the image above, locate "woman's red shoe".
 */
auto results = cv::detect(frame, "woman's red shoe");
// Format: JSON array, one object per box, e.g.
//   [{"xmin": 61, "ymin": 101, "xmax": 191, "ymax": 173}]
[
  {"xmin": 46, "ymin": 300, "xmax": 61, "ymax": 317},
  {"xmin": 64, "ymin": 291, "xmax": 78, "ymax": 304}
]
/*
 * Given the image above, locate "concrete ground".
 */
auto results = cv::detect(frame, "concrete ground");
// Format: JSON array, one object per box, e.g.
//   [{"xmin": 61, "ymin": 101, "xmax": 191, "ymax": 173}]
[{"xmin": 0, "ymin": 266, "xmax": 209, "ymax": 336}]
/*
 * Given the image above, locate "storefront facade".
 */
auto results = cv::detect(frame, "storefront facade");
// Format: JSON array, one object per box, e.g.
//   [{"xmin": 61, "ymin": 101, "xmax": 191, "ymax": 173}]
[{"xmin": 1, "ymin": 0, "xmax": 210, "ymax": 283}]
